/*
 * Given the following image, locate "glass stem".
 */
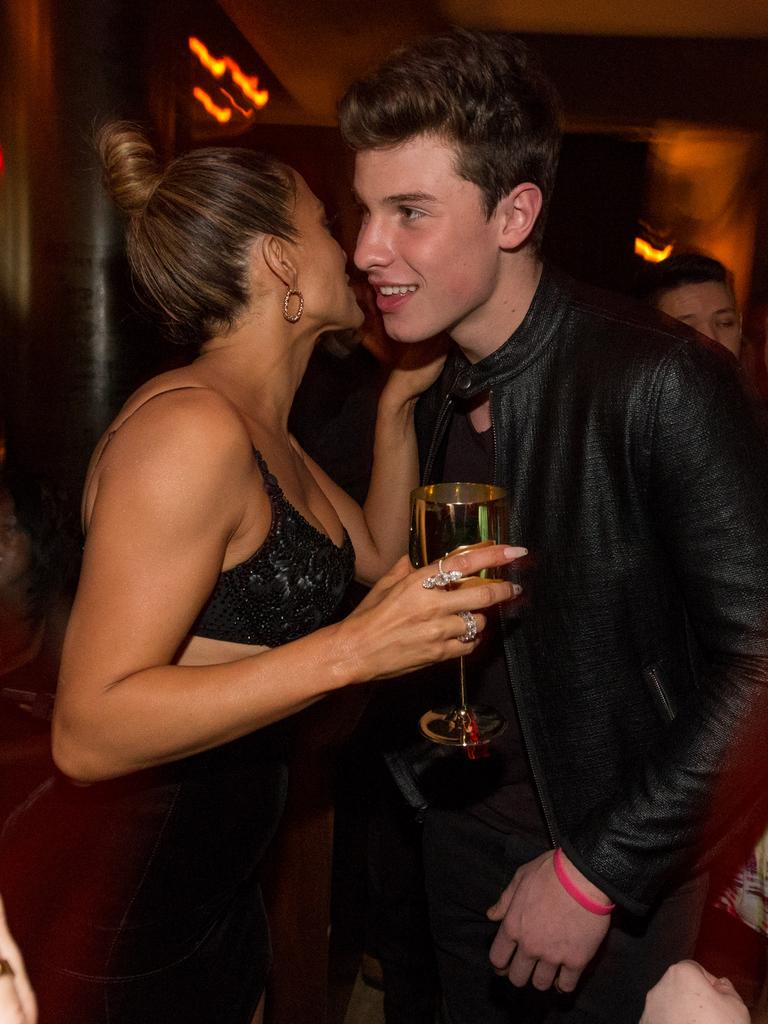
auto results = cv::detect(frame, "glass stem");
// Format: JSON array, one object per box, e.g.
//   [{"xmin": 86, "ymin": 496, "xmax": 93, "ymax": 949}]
[{"xmin": 459, "ymin": 656, "xmax": 468, "ymax": 709}]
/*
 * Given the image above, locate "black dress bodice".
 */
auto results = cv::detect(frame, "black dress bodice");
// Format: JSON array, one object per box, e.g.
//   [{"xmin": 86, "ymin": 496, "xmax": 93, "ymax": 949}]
[{"xmin": 193, "ymin": 450, "xmax": 355, "ymax": 646}]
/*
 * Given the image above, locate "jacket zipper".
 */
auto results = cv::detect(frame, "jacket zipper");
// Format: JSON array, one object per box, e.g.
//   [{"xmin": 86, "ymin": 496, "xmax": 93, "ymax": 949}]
[
  {"xmin": 423, "ymin": 382, "xmax": 557, "ymax": 843},
  {"xmin": 422, "ymin": 392, "xmax": 455, "ymax": 483},
  {"xmin": 644, "ymin": 665, "xmax": 676, "ymax": 723},
  {"xmin": 489, "ymin": 387, "xmax": 498, "ymax": 482},
  {"xmin": 490, "ymin": 387, "xmax": 558, "ymax": 848}
]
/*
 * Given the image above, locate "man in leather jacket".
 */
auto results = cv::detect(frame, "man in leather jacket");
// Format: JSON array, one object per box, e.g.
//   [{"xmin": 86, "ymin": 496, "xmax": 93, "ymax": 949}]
[{"xmin": 339, "ymin": 28, "xmax": 768, "ymax": 1024}]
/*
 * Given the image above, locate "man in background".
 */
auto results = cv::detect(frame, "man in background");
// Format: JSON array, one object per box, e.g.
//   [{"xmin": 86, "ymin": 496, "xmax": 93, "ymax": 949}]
[{"xmin": 635, "ymin": 252, "xmax": 742, "ymax": 358}]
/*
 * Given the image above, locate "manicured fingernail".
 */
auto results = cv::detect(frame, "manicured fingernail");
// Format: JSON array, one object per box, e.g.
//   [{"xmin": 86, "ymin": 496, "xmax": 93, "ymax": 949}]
[{"xmin": 504, "ymin": 546, "xmax": 527, "ymax": 558}]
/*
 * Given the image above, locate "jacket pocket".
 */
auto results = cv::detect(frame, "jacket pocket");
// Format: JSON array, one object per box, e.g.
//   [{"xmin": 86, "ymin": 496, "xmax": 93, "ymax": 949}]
[{"xmin": 643, "ymin": 664, "xmax": 677, "ymax": 723}]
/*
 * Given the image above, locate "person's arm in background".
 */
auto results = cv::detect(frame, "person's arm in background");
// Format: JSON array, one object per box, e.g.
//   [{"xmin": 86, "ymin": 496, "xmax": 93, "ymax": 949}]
[
  {"xmin": 300, "ymin": 339, "xmax": 448, "ymax": 585},
  {"xmin": 640, "ymin": 961, "xmax": 750, "ymax": 1024},
  {"xmin": 0, "ymin": 894, "xmax": 37, "ymax": 1024}
]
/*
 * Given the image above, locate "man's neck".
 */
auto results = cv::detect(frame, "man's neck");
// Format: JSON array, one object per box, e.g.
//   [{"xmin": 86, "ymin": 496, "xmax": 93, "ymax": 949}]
[{"xmin": 453, "ymin": 255, "xmax": 543, "ymax": 364}]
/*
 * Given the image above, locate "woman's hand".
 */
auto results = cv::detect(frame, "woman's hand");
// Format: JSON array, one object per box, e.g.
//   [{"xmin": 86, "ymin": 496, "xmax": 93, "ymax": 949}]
[
  {"xmin": 380, "ymin": 337, "xmax": 449, "ymax": 408},
  {"xmin": 0, "ymin": 896, "xmax": 37, "ymax": 1024},
  {"xmin": 336, "ymin": 544, "xmax": 525, "ymax": 682}
]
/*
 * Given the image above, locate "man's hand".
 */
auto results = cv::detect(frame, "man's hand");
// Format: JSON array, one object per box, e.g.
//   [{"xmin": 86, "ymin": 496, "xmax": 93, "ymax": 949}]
[{"xmin": 487, "ymin": 850, "xmax": 611, "ymax": 992}]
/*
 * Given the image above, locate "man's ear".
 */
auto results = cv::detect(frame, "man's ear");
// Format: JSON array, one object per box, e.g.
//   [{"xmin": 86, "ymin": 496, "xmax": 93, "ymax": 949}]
[
  {"xmin": 260, "ymin": 234, "xmax": 298, "ymax": 290},
  {"xmin": 496, "ymin": 183, "xmax": 543, "ymax": 250}
]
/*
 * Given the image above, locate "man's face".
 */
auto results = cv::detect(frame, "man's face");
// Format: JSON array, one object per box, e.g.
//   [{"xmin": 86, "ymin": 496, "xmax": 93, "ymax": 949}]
[
  {"xmin": 657, "ymin": 280, "xmax": 742, "ymax": 358},
  {"xmin": 353, "ymin": 136, "xmax": 504, "ymax": 347}
]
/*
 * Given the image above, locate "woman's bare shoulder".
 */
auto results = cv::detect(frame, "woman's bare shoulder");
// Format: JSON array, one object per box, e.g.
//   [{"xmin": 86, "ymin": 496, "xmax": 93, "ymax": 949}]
[
  {"xmin": 84, "ymin": 376, "xmax": 255, "ymax": 528},
  {"xmin": 100, "ymin": 376, "xmax": 251, "ymax": 469}
]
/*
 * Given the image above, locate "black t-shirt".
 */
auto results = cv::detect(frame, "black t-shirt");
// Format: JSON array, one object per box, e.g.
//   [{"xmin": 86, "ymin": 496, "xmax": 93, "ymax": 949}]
[{"xmin": 441, "ymin": 400, "xmax": 548, "ymax": 839}]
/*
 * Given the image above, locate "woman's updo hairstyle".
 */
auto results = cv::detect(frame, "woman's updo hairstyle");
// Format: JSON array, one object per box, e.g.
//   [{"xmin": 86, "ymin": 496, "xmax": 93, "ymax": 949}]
[{"xmin": 96, "ymin": 122, "xmax": 297, "ymax": 344}]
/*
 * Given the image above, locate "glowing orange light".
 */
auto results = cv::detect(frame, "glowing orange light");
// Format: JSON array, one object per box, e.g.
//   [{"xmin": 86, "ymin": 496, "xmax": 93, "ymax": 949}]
[
  {"xmin": 634, "ymin": 237, "xmax": 673, "ymax": 264},
  {"xmin": 220, "ymin": 89, "xmax": 255, "ymax": 119},
  {"xmin": 189, "ymin": 36, "xmax": 227, "ymax": 77},
  {"xmin": 188, "ymin": 36, "xmax": 269, "ymax": 121},
  {"xmin": 193, "ymin": 87, "xmax": 232, "ymax": 124},
  {"xmin": 228, "ymin": 66, "xmax": 269, "ymax": 109}
]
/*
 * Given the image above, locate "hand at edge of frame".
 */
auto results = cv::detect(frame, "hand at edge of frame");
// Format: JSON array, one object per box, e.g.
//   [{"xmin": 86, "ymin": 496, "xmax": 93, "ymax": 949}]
[{"xmin": 0, "ymin": 894, "xmax": 38, "ymax": 1024}]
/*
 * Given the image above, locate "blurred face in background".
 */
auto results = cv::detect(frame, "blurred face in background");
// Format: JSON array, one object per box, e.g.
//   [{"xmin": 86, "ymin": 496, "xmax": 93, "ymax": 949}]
[
  {"xmin": 656, "ymin": 280, "xmax": 742, "ymax": 358},
  {"xmin": 0, "ymin": 488, "xmax": 31, "ymax": 595}
]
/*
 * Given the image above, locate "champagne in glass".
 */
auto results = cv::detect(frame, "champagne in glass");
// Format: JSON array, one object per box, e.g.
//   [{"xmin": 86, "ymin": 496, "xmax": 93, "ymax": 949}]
[{"xmin": 410, "ymin": 482, "xmax": 508, "ymax": 748}]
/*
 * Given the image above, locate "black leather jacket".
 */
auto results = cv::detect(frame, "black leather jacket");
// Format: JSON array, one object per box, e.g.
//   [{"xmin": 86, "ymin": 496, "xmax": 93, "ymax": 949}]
[{"xmin": 414, "ymin": 266, "xmax": 768, "ymax": 914}]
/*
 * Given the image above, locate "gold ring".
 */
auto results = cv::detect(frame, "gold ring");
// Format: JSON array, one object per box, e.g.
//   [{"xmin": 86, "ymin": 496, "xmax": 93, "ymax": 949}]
[{"xmin": 0, "ymin": 958, "xmax": 14, "ymax": 978}]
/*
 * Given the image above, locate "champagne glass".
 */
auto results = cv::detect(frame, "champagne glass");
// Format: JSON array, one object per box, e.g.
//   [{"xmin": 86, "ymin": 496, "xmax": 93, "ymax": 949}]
[{"xmin": 409, "ymin": 482, "xmax": 509, "ymax": 748}]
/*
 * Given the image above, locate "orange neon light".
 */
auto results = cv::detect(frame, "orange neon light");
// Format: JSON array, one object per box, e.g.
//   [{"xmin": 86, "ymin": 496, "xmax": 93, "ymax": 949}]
[
  {"xmin": 634, "ymin": 237, "xmax": 673, "ymax": 264},
  {"xmin": 189, "ymin": 36, "xmax": 269, "ymax": 119},
  {"xmin": 229, "ymin": 66, "xmax": 269, "ymax": 108},
  {"xmin": 189, "ymin": 37, "xmax": 226, "ymax": 77},
  {"xmin": 193, "ymin": 87, "xmax": 232, "ymax": 124},
  {"xmin": 220, "ymin": 89, "xmax": 255, "ymax": 119}
]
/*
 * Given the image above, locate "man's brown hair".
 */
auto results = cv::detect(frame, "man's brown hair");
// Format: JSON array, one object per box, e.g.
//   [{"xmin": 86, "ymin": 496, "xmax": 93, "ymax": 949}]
[{"xmin": 338, "ymin": 28, "xmax": 562, "ymax": 247}]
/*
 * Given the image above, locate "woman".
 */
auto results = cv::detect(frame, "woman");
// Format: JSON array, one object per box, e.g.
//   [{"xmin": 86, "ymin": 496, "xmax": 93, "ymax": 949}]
[{"xmin": 0, "ymin": 123, "xmax": 519, "ymax": 1024}]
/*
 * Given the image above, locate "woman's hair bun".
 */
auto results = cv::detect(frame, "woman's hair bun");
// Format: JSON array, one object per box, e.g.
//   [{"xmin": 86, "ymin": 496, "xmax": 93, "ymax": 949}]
[
  {"xmin": 95, "ymin": 121, "xmax": 297, "ymax": 344},
  {"xmin": 96, "ymin": 121, "xmax": 163, "ymax": 216}
]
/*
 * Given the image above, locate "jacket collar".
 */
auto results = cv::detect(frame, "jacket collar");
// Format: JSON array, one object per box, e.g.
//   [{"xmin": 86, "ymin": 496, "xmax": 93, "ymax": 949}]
[{"xmin": 444, "ymin": 264, "xmax": 572, "ymax": 400}]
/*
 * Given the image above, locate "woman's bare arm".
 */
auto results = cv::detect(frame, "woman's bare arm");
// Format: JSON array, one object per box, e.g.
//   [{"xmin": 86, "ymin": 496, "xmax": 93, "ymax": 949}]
[
  {"xmin": 53, "ymin": 388, "xmax": 517, "ymax": 782},
  {"xmin": 300, "ymin": 341, "xmax": 447, "ymax": 584}
]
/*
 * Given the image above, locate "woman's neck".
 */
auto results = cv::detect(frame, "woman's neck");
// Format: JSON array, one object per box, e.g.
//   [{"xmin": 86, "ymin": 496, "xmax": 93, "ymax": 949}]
[{"xmin": 194, "ymin": 325, "xmax": 318, "ymax": 431}]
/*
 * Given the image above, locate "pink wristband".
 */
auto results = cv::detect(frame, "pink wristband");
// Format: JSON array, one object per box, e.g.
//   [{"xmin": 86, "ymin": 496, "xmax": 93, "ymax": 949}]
[{"xmin": 552, "ymin": 849, "xmax": 615, "ymax": 916}]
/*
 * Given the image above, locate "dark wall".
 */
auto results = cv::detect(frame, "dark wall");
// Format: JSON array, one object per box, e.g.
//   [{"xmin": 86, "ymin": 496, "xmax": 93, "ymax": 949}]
[
  {"xmin": 543, "ymin": 133, "xmax": 649, "ymax": 295},
  {"xmin": 0, "ymin": 0, "xmax": 187, "ymax": 508},
  {"xmin": 525, "ymin": 35, "xmax": 768, "ymax": 305},
  {"xmin": 523, "ymin": 35, "xmax": 768, "ymax": 132}
]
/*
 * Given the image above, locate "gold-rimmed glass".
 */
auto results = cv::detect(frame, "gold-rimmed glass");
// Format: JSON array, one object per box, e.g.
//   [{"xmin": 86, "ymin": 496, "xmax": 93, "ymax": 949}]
[{"xmin": 409, "ymin": 482, "xmax": 509, "ymax": 748}]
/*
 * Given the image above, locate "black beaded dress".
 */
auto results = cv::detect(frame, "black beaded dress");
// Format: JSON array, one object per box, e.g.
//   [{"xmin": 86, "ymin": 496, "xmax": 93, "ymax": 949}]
[{"xmin": 0, "ymin": 451, "xmax": 355, "ymax": 1024}]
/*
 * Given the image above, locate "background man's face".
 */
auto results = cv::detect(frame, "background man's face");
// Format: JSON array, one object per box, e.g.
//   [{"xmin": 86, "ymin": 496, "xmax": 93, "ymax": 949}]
[{"xmin": 656, "ymin": 280, "xmax": 742, "ymax": 358}]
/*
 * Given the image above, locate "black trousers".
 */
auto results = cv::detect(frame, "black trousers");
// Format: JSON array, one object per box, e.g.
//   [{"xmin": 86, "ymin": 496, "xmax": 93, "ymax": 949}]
[
  {"xmin": 367, "ymin": 768, "xmax": 439, "ymax": 1024},
  {"xmin": 423, "ymin": 807, "xmax": 708, "ymax": 1024}
]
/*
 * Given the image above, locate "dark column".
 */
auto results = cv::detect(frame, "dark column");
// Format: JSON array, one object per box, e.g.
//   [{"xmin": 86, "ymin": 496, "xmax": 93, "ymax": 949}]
[{"xmin": 0, "ymin": 0, "xmax": 178, "ymax": 502}]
